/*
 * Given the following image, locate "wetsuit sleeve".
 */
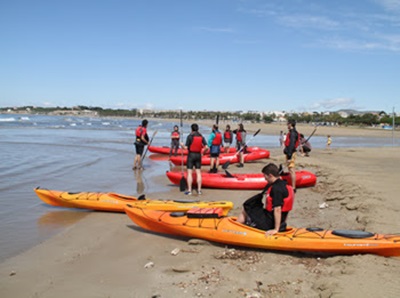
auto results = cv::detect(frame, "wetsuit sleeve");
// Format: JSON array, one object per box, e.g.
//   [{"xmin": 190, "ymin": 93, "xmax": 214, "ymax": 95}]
[
  {"xmin": 286, "ymin": 130, "xmax": 298, "ymax": 159},
  {"xmin": 185, "ymin": 134, "xmax": 193, "ymax": 148},
  {"xmin": 208, "ymin": 132, "xmax": 215, "ymax": 147}
]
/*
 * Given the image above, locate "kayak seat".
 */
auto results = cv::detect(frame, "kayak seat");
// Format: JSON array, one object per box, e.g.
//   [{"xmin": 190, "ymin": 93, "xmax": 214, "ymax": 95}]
[
  {"xmin": 306, "ymin": 227, "xmax": 324, "ymax": 232},
  {"xmin": 170, "ymin": 212, "xmax": 186, "ymax": 217},
  {"xmin": 332, "ymin": 229, "xmax": 375, "ymax": 239},
  {"xmin": 187, "ymin": 207, "xmax": 224, "ymax": 219}
]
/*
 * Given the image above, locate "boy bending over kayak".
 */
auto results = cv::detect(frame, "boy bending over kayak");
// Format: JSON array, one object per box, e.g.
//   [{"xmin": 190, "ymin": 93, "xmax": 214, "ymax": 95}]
[{"xmin": 237, "ymin": 163, "xmax": 294, "ymax": 235}]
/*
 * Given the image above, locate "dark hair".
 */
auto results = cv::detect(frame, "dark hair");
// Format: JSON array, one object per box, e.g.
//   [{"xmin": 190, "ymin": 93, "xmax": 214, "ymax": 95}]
[
  {"xmin": 191, "ymin": 123, "xmax": 199, "ymax": 132},
  {"xmin": 261, "ymin": 163, "xmax": 279, "ymax": 177},
  {"xmin": 226, "ymin": 125, "xmax": 231, "ymax": 130},
  {"xmin": 174, "ymin": 125, "xmax": 178, "ymax": 129},
  {"xmin": 238, "ymin": 123, "xmax": 245, "ymax": 131},
  {"xmin": 142, "ymin": 119, "xmax": 148, "ymax": 127},
  {"xmin": 212, "ymin": 124, "xmax": 218, "ymax": 131},
  {"xmin": 288, "ymin": 119, "xmax": 296, "ymax": 127}
]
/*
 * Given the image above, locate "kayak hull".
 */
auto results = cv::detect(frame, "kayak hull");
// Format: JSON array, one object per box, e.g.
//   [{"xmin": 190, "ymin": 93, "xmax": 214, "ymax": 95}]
[
  {"xmin": 148, "ymin": 145, "xmax": 262, "ymax": 155},
  {"xmin": 169, "ymin": 150, "xmax": 270, "ymax": 166},
  {"xmin": 34, "ymin": 188, "xmax": 233, "ymax": 214},
  {"xmin": 124, "ymin": 206, "xmax": 400, "ymax": 257},
  {"xmin": 166, "ymin": 170, "xmax": 317, "ymax": 189}
]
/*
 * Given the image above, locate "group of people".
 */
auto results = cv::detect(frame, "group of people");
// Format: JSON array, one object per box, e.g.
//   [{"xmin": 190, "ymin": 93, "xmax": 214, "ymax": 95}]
[{"xmin": 132, "ymin": 118, "xmax": 321, "ymax": 236}]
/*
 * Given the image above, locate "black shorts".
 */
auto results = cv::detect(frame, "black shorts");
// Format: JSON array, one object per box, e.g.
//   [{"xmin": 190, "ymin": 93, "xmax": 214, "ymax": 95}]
[
  {"xmin": 187, "ymin": 152, "xmax": 202, "ymax": 169},
  {"xmin": 135, "ymin": 143, "xmax": 145, "ymax": 155}
]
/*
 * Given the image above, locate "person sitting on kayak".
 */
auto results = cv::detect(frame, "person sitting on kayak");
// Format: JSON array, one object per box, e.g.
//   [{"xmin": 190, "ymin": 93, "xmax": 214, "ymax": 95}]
[
  {"xmin": 208, "ymin": 124, "xmax": 222, "ymax": 173},
  {"xmin": 237, "ymin": 163, "xmax": 294, "ymax": 236},
  {"xmin": 169, "ymin": 125, "xmax": 180, "ymax": 158},
  {"xmin": 223, "ymin": 124, "xmax": 233, "ymax": 153},
  {"xmin": 180, "ymin": 123, "xmax": 208, "ymax": 195}
]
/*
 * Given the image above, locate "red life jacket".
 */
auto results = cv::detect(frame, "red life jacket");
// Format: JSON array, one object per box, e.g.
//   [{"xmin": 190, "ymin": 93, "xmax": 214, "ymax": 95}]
[
  {"xmin": 265, "ymin": 185, "xmax": 294, "ymax": 212},
  {"xmin": 171, "ymin": 131, "xmax": 180, "ymax": 138},
  {"xmin": 212, "ymin": 131, "xmax": 222, "ymax": 146},
  {"xmin": 284, "ymin": 130, "xmax": 300, "ymax": 148},
  {"xmin": 236, "ymin": 131, "xmax": 243, "ymax": 142},
  {"xmin": 189, "ymin": 134, "xmax": 204, "ymax": 153},
  {"xmin": 136, "ymin": 126, "xmax": 143, "ymax": 138},
  {"xmin": 224, "ymin": 130, "xmax": 232, "ymax": 141}
]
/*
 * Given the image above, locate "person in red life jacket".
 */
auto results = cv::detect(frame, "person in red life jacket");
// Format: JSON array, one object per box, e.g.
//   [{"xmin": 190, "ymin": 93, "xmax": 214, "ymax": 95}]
[
  {"xmin": 233, "ymin": 123, "xmax": 247, "ymax": 167},
  {"xmin": 223, "ymin": 124, "xmax": 233, "ymax": 153},
  {"xmin": 237, "ymin": 163, "xmax": 294, "ymax": 235},
  {"xmin": 133, "ymin": 119, "xmax": 149, "ymax": 170},
  {"xmin": 207, "ymin": 124, "xmax": 222, "ymax": 173},
  {"xmin": 169, "ymin": 125, "xmax": 180, "ymax": 158},
  {"xmin": 180, "ymin": 123, "xmax": 208, "ymax": 195},
  {"xmin": 283, "ymin": 119, "xmax": 300, "ymax": 192}
]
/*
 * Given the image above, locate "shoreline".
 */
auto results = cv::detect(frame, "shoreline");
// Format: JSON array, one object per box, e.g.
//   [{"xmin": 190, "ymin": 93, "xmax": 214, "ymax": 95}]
[{"xmin": 1, "ymin": 146, "xmax": 400, "ymax": 297}]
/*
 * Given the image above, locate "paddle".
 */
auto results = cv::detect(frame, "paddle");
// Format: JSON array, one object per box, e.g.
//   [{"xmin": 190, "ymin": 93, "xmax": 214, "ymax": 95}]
[
  {"xmin": 305, "ymin": 126, "xmax": 317, "ymax": 143},
  {"xmin": 222, "ymin": 128, "xmax": 261, "ymax": 170},
  {"xmin": 140, "ymin": 130, "xmax": 158, "ymax": 169},
  {"xmin": 179, "ymin": 110, "xmax": 187, "ymax": 191},
  {"xmin": 216, "ymin": 114, "xmax": 219, "ymax": 125}
]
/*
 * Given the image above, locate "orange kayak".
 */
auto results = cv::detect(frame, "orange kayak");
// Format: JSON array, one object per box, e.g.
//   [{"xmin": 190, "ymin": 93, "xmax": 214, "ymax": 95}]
[
  {"xmin": 124, "ymin": 206, "xmax": 400, "ymax": 257},
  {"xmin": 34, "ymin": 188, "xmax": 233, "ymax": 214}
]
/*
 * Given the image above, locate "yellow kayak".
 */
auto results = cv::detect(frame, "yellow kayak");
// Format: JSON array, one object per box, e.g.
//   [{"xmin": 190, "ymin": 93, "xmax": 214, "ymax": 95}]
[{"xmin": 34, "ymin": 187, "xmax": 233, "ymax": 214}]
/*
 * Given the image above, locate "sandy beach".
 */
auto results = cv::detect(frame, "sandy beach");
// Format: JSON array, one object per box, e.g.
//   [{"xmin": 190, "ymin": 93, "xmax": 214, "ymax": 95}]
[{"xmin": 1, "ymin": 123, "xmax": 400, "ymax": 298}]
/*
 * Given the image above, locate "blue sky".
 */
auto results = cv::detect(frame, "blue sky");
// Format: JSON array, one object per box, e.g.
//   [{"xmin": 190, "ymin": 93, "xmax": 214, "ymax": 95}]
[{"xmin": 1, "ymin": 0, "xmax": 399, "ymax": 113}]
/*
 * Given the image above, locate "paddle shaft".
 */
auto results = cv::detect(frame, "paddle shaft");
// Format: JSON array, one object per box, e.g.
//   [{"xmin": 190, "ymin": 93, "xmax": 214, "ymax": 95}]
[
  {"xmin": 305, "ymin": 127, "xmax": 317, "ymax": 143},
  {"xmin": 222, "ymin": 129, "xmax": 261, "ymax": 169},
  {"xmin": 141, "ymin": 130, "xmax": 158, "ymax": 167}
]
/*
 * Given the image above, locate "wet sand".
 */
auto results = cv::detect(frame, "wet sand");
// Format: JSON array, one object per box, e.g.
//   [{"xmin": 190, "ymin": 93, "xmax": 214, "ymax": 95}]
[{"xmin": 1, "ymin": 124, "xmax": 400, "ymax": 297}]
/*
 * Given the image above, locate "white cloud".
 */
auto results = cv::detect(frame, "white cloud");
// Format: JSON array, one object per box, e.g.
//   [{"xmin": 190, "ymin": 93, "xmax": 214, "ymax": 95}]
[
  {"xmin": 311, "ymin": 98, "xmax": 356, "ymax": 110},
  {"xmin": 374, "ymin": 0, "xmax": 400, "ymax": 11},
  {"xmin": 278, "ymin": 15, "xmax": 339, "ymax": 30}
]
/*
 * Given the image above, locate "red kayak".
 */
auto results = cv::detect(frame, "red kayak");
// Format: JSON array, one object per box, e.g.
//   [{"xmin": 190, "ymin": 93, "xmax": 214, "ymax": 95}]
[
  {"xmin": 166, "ymin": 170, "xmax": 316, "ymax": 190},
  {"xmin": 148, "ymin": 145, "xmax": 262, "ymax": 155},
  {"xmin": 169, "ymin": 150, "xmax": 270, "ymax": 166}
]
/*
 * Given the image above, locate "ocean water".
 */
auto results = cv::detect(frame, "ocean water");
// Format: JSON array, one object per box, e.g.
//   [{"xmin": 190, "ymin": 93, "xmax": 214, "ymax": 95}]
[{"xmin": 0, "ymin": 113, "xmax": 398, "ymax": 262}]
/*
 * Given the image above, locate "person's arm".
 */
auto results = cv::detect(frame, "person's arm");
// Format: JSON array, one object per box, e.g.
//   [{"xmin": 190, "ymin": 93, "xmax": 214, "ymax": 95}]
[
  {"xmin": 208, "ymin": 132, "xmax": 215, "ymax": 147},
  {"xmin": 140, "ymin": 130, "xmax": 149, "ymax": 145},
  {"xmin": 265, "ymin": 206, "xmax": 282, "ymax": 236},
  {"xmin": 286, "ymin": 131, "xmax": 297, "ymax": 159}
]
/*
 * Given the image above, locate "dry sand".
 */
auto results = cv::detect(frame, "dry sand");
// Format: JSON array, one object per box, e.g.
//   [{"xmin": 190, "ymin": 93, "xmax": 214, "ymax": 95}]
[{"xmin": 1, "ymin": 124, "xmax": 400, "ymax": 298}]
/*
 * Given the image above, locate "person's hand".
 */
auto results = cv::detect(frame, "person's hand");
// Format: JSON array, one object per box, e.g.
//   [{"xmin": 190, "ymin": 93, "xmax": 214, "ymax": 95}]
[{"xmin": 265, "ymin": 229, "xmax": 278, "ymax": 236}]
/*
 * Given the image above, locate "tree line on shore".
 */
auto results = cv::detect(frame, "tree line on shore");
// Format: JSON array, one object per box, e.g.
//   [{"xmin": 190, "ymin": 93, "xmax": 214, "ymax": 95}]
[{"xmin": 1, "ymin": 105, "xmax": 398, "ymax": 127}]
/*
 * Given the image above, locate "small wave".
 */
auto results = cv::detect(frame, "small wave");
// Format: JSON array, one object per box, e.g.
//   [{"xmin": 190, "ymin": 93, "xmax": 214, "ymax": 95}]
[
  {"xmin": 19, "ymin": 117, "xmax": 30, "ymax": 121},
  {"xmin": 102, "ymin": 122, "xmax": 111, "ymax": 126},
  {"xmin": 70, "ymin": 123, "xmax": 77, "ymax": 127},
  {"xmin": 0, "ymin": 117, "xmax": 16, "ymax": 122}
]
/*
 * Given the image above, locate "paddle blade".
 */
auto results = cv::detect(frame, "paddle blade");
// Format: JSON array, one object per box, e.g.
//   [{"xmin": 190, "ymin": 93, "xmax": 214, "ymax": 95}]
[
  {"xmin": 222, "ymin": 161, "xmax": 230, "ymax": 170},
  {"xmin": 179, "ymin": 176, "xmax": 187, "ymax": 191},
  {"xmin": 216, "ymin": 114, "xmax": 219, "ymax": 124},
  {"xmin": 253, "ymin": 129, "xmax": 261, "ymax": 137}
]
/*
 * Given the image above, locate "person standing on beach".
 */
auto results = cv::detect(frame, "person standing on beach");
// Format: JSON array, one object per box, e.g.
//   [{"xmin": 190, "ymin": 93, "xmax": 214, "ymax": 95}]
[
  {"xmin": 208, "ymin": 124, "xmax": 222, "ymax": 173},
  {"xmin": 180, "ymin": 123, "xmax": 208, "ymax": 195},
  {"xmin": 279, "ymin": 130, "xmax": 284, "ymax": 148},
  {"xmin": 283, "ymin": 119, "xmax": 300, "ymax": 192},
  {"xmin": 169, "ymin": 125, "xmax": 180, "ymax": 158},
  {"xmin": 233, "ymin": 123, "xmax": 247, "ymax": 167},
  {"xmin": 326, "ymin": 135, "xmax": 332, "ymax": 149},
  {"xmin": 133, "ymin": 119, "xmax": 149, "ymax": 170},
  {"xmin": 237, "ymin": 163, "xmax": 294, "ymax": 235},
  {"xmin": 223, "ymin": 124, "xmax": 233, "ymax": 153}
]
